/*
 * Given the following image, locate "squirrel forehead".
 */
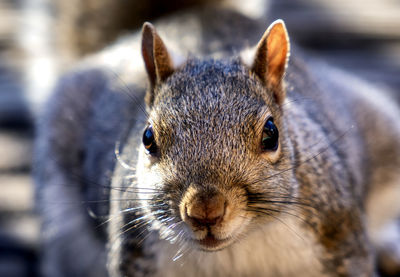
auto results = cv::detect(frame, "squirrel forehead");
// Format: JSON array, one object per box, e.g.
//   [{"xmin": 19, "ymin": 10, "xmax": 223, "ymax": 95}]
[
  {"xmin": 152, "ymin": 58, "xmax": 273, "ymax": 119},
  {"xmin": 145, "ymin": 59, "xmax": 282, "ymax": 177},
  {"xmin": 148, "ymin": 59, "xmax": 277, "ymax": 156}
]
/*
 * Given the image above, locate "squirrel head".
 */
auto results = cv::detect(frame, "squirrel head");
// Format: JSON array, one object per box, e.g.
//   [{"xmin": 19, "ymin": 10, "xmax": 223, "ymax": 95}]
[{"xmin": 136, "ymin": 20, "xmax": 294, "ymax": 251}]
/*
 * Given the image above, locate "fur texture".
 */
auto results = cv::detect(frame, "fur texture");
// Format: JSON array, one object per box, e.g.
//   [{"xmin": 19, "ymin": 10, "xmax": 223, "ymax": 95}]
[{"xmin": 35, "ymin": 6, "xmax": 400, "ymax": 277}]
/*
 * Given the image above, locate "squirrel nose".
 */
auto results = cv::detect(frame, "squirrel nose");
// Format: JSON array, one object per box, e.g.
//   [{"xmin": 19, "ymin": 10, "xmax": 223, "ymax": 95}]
[{"xmin": 185, "ymin": 192, "xmax": 226, "ymax": 227}]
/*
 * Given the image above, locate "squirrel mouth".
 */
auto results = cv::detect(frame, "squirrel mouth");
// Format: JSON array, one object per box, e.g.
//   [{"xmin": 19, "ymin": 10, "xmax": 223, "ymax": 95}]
[{"xmin": 196, "ymin": 234, "xmax": 230, "ymax": 251}]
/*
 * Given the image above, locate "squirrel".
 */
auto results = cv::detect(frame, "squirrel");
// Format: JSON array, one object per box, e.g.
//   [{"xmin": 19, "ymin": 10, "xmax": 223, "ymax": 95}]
[{"xmin": 34, "ymin": 6, "xmax": 400, "ymax": 277}]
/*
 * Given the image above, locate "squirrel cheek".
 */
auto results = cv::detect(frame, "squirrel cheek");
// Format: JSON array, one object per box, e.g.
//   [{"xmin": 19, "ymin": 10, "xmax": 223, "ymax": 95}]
[
  {"xmin": 136, "ymin": 150, "xmax": 160, "ymax": 191},
  {"xmin": 140, "ymin": 146, "xmax": 159, "ymax": 167},
  {"xmin": 138, "ymin": 149, "xmax": 152, "ymax": 168}
]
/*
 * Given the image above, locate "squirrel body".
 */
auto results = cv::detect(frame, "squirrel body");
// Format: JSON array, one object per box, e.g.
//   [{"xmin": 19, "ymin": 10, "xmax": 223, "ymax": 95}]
[{"xmin": 35, "ymin": 7, "xmax": 400, "ymax": 277}]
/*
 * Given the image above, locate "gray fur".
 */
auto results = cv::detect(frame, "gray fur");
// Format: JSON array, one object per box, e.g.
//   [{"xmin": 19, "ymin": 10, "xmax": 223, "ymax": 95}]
[{"xmin": 35, "ymin": 6, "xmax": 400, "ymax": 277}]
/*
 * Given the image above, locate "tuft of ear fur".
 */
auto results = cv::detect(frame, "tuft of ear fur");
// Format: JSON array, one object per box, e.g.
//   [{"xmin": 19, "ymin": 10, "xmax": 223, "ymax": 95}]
[
  {"xmin": 252, "ymin": 19, "xmax": 290, "ymax": 105},
  {"xmin": 141, "ymin": 22, "xmax": 174, "ymax": 105}
]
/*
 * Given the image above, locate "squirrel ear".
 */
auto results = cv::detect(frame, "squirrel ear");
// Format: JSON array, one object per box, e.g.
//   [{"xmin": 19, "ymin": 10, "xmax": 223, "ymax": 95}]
[
  {"xmin": 252, "ymin": 20, "xmax": 290, "ymax": 105},
  {"xmin": 141, "ymin": 22, "xmax": 174, "ymax": 89}
]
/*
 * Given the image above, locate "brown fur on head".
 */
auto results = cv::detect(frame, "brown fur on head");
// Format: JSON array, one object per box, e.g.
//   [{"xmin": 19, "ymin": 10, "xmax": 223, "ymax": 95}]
[{"xmin": 136, "ymin": 21, "xmax": 293, "ymax": 251}]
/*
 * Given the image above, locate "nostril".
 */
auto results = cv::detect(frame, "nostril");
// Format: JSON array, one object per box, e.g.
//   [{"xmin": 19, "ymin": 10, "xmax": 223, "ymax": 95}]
[
  {"xmin": 189, "ymin": 212, "xmax": 223, "ymax": 226},
  {"xmin": 185, "ymin": 195, "xmax": 226, "ymax": 227}
]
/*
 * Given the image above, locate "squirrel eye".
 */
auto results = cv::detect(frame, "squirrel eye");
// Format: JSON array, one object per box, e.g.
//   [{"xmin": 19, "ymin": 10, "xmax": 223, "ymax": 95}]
[
  {"xmin": 262, "ymin": 118, "xmax": 279, "ymax": 151},
  {"xmin": 142, "ymin": 125, "xmax": 157, "ymax": 154}
]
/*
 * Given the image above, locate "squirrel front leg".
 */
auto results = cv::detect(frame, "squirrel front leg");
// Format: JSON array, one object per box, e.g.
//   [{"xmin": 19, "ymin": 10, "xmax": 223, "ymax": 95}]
[{"xmin": 313, "ymin": 208, "xmax": 375, "ymax": 277}]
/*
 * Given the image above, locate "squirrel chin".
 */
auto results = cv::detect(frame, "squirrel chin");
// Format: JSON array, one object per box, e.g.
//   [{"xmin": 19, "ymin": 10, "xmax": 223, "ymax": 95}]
[{"xmin": 195, "ymin": 234, "xmax": 233, "ymax": 252}]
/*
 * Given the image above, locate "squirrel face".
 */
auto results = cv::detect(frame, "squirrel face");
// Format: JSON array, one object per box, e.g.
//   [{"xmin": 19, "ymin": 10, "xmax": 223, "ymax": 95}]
[{"xmin": 136, "ymin": 21, "xmax": 293, "ymax": 251}]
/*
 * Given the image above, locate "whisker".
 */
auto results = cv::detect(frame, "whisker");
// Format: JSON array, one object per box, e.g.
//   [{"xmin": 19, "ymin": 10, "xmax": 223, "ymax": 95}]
[
  {"xmin": 107, "ymin": 68, "xmax": 149, "ymax": 117},
  {"xmin": 165, "ymin": 221, "xmax": 185, "ymax": 243},
  {"xmin": 160, "ymin": 220, "xmax": 183, "ymax": 240},
  {"xmin": 247, "ymin": 198, "xmax": 315, "ymax": 209},
  {"xmin": 136, "ymin": 224, "xmax": 157, "ymax": 245},
  {"xmin": 253, "ymin": 125, "xmax": 354, "ymax": 185},
  {"xmin": 46, "ymin": 153, "xmax": 163, "ymax": 197},
  {"xmin": 115, "ymin": 141, "xmax": 137, "ymax": 171},
  {"xmin": 109, "ymin": 218, "xmax": 153, "ymax": 255},
  {"xmin": 173, "ymin": 242, "xmax": 190, "ymax": 262},
  {"xmin": 247, "ymin": 208, "xmax": 306, "ymax": 241},
  {"xmin": 271, "ymin": 97, "xmax": 313, "ymax": 114},
  {"xmin": 247, "ymin": 206, "xmax": 314, "ymax": 229},
  {"xmin": 96, "ymin": 203, "xmax": 165, "ymax": 228}
]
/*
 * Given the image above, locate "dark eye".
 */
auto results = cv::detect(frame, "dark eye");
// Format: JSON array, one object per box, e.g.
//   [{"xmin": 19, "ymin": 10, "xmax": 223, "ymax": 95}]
[
  {"xmin": 262, "ymin": 118, "xmax": 279, "ymax": 151},
  {"xmin": 143, "ymin": 125, "xmax": 157, "ymax": 154}
]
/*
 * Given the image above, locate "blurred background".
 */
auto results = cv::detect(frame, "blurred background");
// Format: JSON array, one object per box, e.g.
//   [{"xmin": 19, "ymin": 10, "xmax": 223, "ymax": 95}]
[{"xmin": 0, "ymin": 0, "xmax": 399, "ymax": 276}]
